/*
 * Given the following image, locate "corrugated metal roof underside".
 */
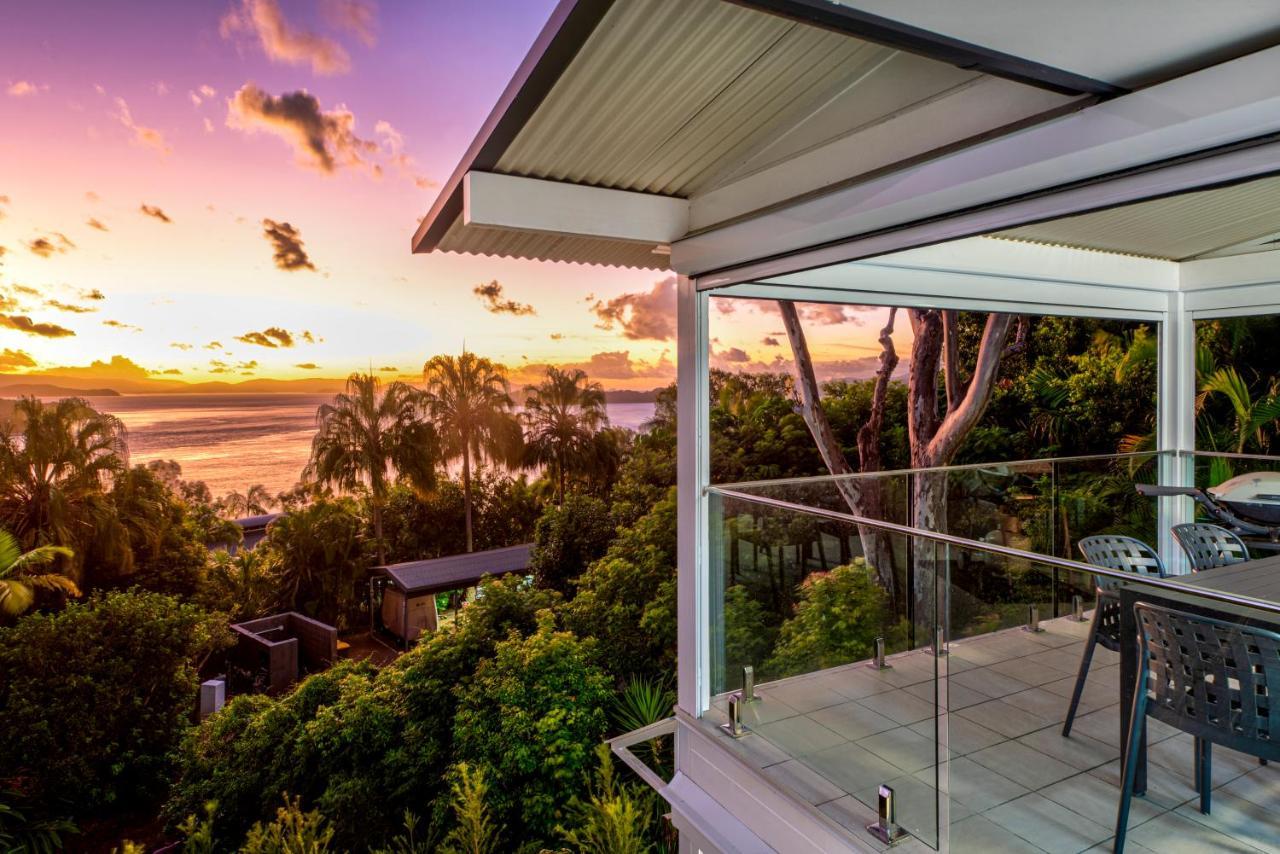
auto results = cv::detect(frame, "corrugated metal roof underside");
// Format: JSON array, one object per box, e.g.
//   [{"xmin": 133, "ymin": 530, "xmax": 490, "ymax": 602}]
[
  {"xmin": 433, "ymin": 0, "xmax": 1077, "ymax": 269},
  {"xmin": 436, "ymin": 216, "xmax": 669, "ymax": 269},
  {"xmin": 993, "ymin": 175, "xmax": 1280, "ymax": 261},
  {"xmin": 379, "ymin": 543, "xmax": 534, "ymax": 594}
]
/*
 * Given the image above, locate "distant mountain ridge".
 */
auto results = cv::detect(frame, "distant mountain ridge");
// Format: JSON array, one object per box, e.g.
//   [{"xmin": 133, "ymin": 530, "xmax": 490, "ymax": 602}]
[{"xmin": 0, "ymin": 375, "xmax": 669, "ymax": 399}]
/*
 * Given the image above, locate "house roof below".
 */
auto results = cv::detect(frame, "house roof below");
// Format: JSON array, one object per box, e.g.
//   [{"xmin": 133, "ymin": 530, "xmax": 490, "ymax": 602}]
[{"xmin": 377, "ymin": 543, "xmax": 535, "ymax": 595}]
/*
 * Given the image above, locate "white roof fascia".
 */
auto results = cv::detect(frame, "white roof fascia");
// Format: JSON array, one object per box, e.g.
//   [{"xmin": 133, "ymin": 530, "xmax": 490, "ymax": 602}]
[{"xmin": 463, "ymin": 171, "xmax": 688, "ymax": 244}]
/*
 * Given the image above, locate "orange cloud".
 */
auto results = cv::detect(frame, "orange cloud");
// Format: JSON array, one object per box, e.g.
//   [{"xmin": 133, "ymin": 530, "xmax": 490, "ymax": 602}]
[
  {"xmin": 235, "ymin": 326, "xmax": 294, "ymax": 347},
  {"xmin": 227, "ymin": 84, "xmax": 376, "ymax": 174},
  {"xmin": 591, "ymin": 277, "xmax": 676, "ymax": 341},
  {"xmin": 7, "ymin": 81, "xmax": 44, "ymax": 97},
  {"xmin": 262, "ymin": 219, "xmax": 315, "ymax": 271},
  {"xmin": 114, "ymin": 97, "xmax": 171, "ymax": 155},
  {"xmin": 0, "ymin": 314, "xmax": 75, "ymax": 338},
  {"xmin": 473, "ymin": 280, "xmax": 535, "ymax": 316},
  {"xmin": 221, "ymin": 0, "xmax": 351, "ymax": 75},
  {"xmin": 0, "ymin": 348, "xmax": 36, "ymax": 370},
  {"xmin": 140, "ymin": 204, "xmax": 172, "ymax": 223}
]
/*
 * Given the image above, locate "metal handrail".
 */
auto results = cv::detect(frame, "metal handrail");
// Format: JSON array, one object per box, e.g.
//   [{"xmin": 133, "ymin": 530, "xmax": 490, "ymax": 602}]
[
  {"xmin": 709, "ymin": 486, "xmax": 1280, "ymax": 618},
  {"xmin": 711, "ymin": 450, "xmax": 1168, "ymax": 493}
]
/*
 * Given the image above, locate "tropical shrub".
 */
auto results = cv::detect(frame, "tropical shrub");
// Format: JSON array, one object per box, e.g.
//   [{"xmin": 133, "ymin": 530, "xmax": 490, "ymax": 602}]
[
  {"xmin": 763, "ymin": 559, "xmax": 892, "ymax": 678},
  {"xmin": 438, "ymin": 764, "xmax": 502, "ymax": 854},
  {"xmin": 565, "ymin": 492, "xmax": 677, "ymax": 683},
  {"xmin": 529, "ymin": 494, "xmax": 615, "ymax": 595},
  {"xmin": 452, "ymin": 611, "xmax": 612, "ymax": 851},
  {"xmin": 0, "ymin": 590, "xmax": 230, "ymax": 819},
  {"xmin": 721, "ymin": 584, "xmax": 776, "ymax": 689},
  {"xmin": 263, "ymin": 497, "xmax": 370, "ymax": 627},
  {"xmin": 166, "ymin": 575, "xmax": 561, "ymax": 849},
  {"xmin": 557, "ymin": 744, "xmax": 658, "ymax": 854},
  {"xmin": 241, "ymin": 795, "xmax": 335, "ymax": 853}
]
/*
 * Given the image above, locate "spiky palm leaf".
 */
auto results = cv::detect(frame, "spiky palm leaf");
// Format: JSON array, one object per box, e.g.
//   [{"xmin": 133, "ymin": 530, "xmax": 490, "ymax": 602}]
[
  {"xmin": 306, "ymin": 373, "xmax": 438, "ymax": 563},
  {"xmin": 0, "ymin": 528, "xmax": 77, "ymax": 617},
  {"xmin": 421, "ymin": 353, "xmax": 522, "ymax": 551},
  {"xmin": 522, "ymin": 366, "xmax": 609, "ymax": 503}
]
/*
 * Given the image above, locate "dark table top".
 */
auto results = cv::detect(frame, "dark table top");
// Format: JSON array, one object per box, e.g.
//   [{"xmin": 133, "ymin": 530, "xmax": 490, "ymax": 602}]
[{"xmin": 1172, "ymin": 552, "xmax": 1280, "ymax": 605}]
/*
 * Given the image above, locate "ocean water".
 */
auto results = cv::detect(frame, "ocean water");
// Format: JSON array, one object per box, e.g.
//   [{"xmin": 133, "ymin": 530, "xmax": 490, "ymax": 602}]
[{"xmin": 84, "ymin": 394, "xmax": 656, "ymax": 498}]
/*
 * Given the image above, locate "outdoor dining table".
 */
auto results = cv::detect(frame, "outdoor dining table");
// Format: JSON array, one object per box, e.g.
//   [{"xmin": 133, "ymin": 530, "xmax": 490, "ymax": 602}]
[{"xmin": 1117, "ymin": 552, "xmax": 1280, "ymax": 793}]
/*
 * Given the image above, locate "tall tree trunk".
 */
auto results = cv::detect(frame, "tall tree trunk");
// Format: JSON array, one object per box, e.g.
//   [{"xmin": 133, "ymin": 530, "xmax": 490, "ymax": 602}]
[
  {"xmin": 907, "ymin": 310, "xmax": 1016, "ymax": 629},
  {"xmin": 780, "ymin": 302, "xmax": 897, "ymax": 596},
  {"xmin": 373, "ymin": 501, "xmax": 386, "ymax": 565},
  {"xmin": 462, "ymin": 448, "xmax": 473, "ymax": 553}
]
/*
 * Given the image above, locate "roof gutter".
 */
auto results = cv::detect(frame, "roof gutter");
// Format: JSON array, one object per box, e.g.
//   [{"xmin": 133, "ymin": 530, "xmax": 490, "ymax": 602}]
[
  {"xmin": 411, "ymin": 0, "xmax": 616, "ymax": 254},
  {"xmin": 728, "ymin": 0, "xmax": 1127, "ymax": 97}
]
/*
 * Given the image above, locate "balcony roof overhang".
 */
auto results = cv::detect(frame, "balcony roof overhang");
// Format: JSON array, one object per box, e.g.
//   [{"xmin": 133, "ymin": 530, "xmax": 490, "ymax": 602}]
[{"xmin": 411, "ymin": 0, "xmax": 1280, "ymax": 275}]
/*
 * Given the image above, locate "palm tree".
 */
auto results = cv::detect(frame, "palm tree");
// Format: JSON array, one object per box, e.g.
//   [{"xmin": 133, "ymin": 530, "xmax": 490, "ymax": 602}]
[
  {"xmin": 306, "ymin": 373, "xmax": 438, "ymax": 564},
  {"xmin": 220, "ymin": 484, "xmax": 274, "ymax": 518},
  {"xmin": 523, "ymin": 367, "xmax": 610, "ymax": 504},
  {"xmin": 0, "ymin": 528, "xmax": 78, "ymax": 618},
  {"xmin": 0, "ymin": 397, "xmax": 128, "ymax": 579},
  {"xmin": 421, "ymin": 352, "xmax": 523, "ymax": 552}
]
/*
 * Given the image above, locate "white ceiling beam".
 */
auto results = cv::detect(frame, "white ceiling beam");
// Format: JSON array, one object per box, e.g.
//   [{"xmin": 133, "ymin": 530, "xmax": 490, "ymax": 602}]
[
  {"xmin": 673, "ymin": 44, "xmax": 1280, "ymax": 276},
  {"xmin": 463, "ymin": 171, "xmax": 688, "ymax": 245},
  {"xmin": 689, "ymin": 75, "xmax": 1073, "ymax": 232}
]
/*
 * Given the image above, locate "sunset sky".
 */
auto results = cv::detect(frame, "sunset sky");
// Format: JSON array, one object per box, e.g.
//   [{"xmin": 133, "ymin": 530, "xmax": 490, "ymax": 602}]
[{"xmin": 0, "ymin": 0, "xmax": 895, "ymax": 391}]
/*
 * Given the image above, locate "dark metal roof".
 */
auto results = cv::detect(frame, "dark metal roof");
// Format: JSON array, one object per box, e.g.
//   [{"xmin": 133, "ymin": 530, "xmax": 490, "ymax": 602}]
[
  {"xmin": 234, "ymin": 513, "xmax": 282, "ymax": 531},
  {"xmin": 377, "ymin": 544, "xmax": 535, "ymax": 594}
]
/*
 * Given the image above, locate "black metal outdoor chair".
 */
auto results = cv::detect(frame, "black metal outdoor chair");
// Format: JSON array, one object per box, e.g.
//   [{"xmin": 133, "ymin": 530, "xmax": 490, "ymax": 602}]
[
  {"xmin": 1172, "ymin": 522, "xmax": 1250, "ymax": 571},
  {"xmin": 1115, "ymin": 602, "xmax": 1280, "ymax": 852},
  {"xmin": 1063, "ymin": 536, "xmax": 1166, "ymax": 737}
]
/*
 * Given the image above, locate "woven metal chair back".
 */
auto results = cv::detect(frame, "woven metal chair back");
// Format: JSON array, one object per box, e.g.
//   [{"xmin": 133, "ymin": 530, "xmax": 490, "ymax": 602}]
[
  {"xmin": 1172, "ymin": 523, "xmax": 1250, "ymax": 571},
  {"xmin": 1078, "ymin": 535, "xmax": 1165, "ymax": 592},
  {"xmin": 1134, "ymin": 602, "xmax": 1280, "ymax": 760}
]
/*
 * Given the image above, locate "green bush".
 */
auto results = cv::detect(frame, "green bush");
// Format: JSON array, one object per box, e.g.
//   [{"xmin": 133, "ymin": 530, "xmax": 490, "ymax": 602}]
[
  {"xmin": 529, "ymin": 495, "xmax": 615, "ymax": 595},
  {"xmin": 0, "ymin": 590, "xmax": 230, "ymax": 819},
  {"xmin": 166, "ymin": 575, "xmax": 561, "ymax": 849},
  {"xmin": 565, "ymin": 492, "xmax": 677, "ymax": 683},
  {"xmin": 763, "ymin": 559, "xmax": 892, "ymax": 678},
  {"xmin": 558, "ymin": 744, "xmax": 655, "ymax": 854},
  {"xmin": 452, "ymin": 611, "xmax": 611, "ymax": 852}
]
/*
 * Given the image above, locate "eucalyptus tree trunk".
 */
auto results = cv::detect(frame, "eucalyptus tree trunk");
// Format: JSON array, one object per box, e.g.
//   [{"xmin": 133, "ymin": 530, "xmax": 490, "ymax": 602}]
[
  {"xmin": 906, "ymin": 309, "xmax": 1016, "ymax": 625},
  {"xmin": 780, "ymin": 302, "xmax": 898, "ymax": 596}
]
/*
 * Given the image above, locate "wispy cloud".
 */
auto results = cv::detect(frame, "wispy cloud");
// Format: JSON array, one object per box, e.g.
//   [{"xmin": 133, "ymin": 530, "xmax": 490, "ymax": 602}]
[
  {"xmin": 262, "ymin": 218, "xmax": 316, "ymax": 271},
  {"xmin": 140, "ymin": 204, "xmax": 172, "ymax": 223},
  {"xmin": 86, "ymin": 217, "xmax": 109, "ymax": 231},
  {"xmin": 45, "ymin": 298, "xmax": 96, "ymax": 314},
  {"xmin": 189, "ymin": 84, "xmax": 218, "ymax": 106},
  {"xmin": 170, "ymin": 342, "xmax": 194, "ymax": 351},
  {"xmin": 221, "ymin": 0, "xmax": 351, "ymax": 75},
  {"xmin": 235, "ymin": 326, "xmax": 294, "ymax": 347},
  {"xmin": 114, "ymin": 97, "xmax": 170, "ymax": 155},
  {"xmin": 24, "ymin": 232, "xmax": 75, "ymax": 258},
  {"xmin": 294, "ymin": 362, "xmax": 320, "ymax": 369},
  {"xmin": 80, "ymin": 288, "xmax": 105, "ymax": 301},
  {"xmin": 591, "ymin": 277, "xmax": 676, "ymax": 341},
  {"xmin": 0, "ymin": 314, "xmax": 75, "ymax": 337},
  {"xmin": 0, "ymin": 194, "xmax": 9, "ymax": 220},
  {"xmin": 473, "ymin": 280, "xmax": 535, "ymax": 316},
  {"xmin": 103, "ymin": 319, "xmax": 142, "ymax": 332},
  {"xmin": 0, "ymin": 348, "xmax": 36, "ymax": 370},
  {"xmin": 7, "ymin": 81, "xmax": 45, "ymax": 97},
  {"xmin": 322, "ymin": 0, "xmax": 377, "ymax": 46},
  {"xmin": 227, "ymin": 84, "xmax": 376, "ymax": 174},
  {"xmin": 375, "ymin": 120, "xmax": 435, "ymax": 189}
]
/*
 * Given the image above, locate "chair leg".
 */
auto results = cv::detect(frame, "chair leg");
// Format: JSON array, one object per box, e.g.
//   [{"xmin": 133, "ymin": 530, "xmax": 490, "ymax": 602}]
[
  {"xmin": 1063, "ymin": 611, "xmax": 1101, "ymax": 737},
  {"xmin": 1115, "ymin": 669, "xmax": 1148, "ymax": 854},
  {"xmin": 1200, "ymin": 739, "xmax": 1212, "ymax": 814}
]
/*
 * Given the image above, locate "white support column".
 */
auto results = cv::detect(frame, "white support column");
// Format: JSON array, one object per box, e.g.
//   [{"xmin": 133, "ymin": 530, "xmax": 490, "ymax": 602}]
[
  {"xmin": 676, "ymin": 275, "xmax": 711, "ymax": 716},
  {"xmin": 1158, "ymin": 289, "xmax": 1196, "ymax": 574}
]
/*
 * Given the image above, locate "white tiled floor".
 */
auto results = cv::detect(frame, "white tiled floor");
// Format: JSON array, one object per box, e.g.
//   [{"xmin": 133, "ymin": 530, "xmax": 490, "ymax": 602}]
[{"xmin": 705, "ymin": 616, "xmax": 1280, "ymax": 853}]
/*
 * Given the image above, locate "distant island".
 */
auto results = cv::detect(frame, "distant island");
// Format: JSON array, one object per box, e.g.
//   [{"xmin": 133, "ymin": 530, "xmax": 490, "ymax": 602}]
[
  {"xmin": 0, "ymin": 383, "xmax": 121, "ymax": 397},
  {"xmin": 0, "ymin": 375, "xmax": 666, "ymax": 401}
]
